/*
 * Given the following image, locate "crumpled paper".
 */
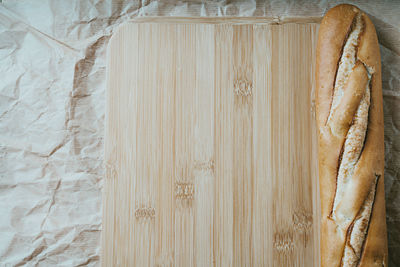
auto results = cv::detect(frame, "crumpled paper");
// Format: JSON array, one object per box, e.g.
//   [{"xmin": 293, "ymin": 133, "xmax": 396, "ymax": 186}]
[{"xmin": 0, "ymin": 0, "xmax": 398, "ymax": 266}]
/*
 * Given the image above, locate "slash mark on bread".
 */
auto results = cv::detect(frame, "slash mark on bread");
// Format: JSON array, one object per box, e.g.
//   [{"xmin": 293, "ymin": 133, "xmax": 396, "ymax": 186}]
[
  {"xmin": 340, "ymin": 175, "xmax": 380, "ymax": 267},
  {"xmin": 325, "ymin": 14, "xmax": 359, "ymax": 126},
  {"xmin": 329, "ymin": 141, "xmax": 345, "ymax": 218}
]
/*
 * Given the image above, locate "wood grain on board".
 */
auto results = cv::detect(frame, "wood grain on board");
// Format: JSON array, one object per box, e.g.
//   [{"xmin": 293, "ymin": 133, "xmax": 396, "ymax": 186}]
[{"xmin": 103, "ymin": 18, "xmax": 319, "ymax": 267}]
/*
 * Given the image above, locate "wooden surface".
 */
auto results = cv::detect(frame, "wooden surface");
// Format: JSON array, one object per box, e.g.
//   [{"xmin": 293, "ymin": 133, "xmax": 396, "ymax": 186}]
[{"xmin": 103, "ymin": 18, "xmax": 319, "ymax": 267}]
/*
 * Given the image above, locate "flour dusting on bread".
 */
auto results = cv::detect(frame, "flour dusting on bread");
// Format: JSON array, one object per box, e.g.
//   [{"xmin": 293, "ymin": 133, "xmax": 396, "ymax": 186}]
[
  {"xmin": 332, "ymin": 78, "xmax": 371, "ymax": 223},
  {"xmin": 342, "ymin": 176, "xmax": 378, "ymax": 266},
  {"xmin": 329, "ymin": 13, "xmax": 363, "ymax": 118}
]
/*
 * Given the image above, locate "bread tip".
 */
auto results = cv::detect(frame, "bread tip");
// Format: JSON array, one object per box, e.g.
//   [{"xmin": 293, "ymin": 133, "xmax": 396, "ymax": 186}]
[{"xmin": 329, "ymin": 3, "xmax": 360, "ymax": 12}]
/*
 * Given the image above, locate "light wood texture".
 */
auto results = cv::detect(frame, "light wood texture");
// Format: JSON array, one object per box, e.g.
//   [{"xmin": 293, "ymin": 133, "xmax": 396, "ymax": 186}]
[{"xmin": 103, "ymin": 18, "xmax": 319, "ymax": 267}]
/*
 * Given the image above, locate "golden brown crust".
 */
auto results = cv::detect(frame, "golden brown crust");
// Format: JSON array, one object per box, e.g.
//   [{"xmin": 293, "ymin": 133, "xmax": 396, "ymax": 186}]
[{"xmin": 316, "ymin": 4, "xmax": 388, "ymax": 267}]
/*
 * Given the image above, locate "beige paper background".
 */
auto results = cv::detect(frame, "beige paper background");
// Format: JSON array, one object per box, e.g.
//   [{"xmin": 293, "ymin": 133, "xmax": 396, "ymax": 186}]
[{"xmin": 0, "ymin": 0, "xmax": 399, "ymax": 266}]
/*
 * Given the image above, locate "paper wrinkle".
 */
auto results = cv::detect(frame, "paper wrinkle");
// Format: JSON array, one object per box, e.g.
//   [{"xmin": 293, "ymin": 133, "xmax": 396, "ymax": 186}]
[{"xmin": 0, "ymin": 0, "xmax": 399, "ymax": 266}]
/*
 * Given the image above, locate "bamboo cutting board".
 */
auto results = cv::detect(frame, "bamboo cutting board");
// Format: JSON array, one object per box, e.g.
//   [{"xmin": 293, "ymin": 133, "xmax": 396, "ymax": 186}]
[{"xmin": 103, "ymin": 18, "xmax": 320, "ymax": 267}]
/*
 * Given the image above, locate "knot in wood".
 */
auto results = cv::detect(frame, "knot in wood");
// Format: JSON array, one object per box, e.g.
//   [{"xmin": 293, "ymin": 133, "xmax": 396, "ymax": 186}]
[
  {"xmin": 273, "ymin": 232, "xmax": 294, "ymax": 253},
  {"xmin": 234, "ymin": 79, "xmax": 252, "ymax": 96},
  {"xmin": 135, "ymin": 207, "xmax": 155, "ymax": 219},
  {"xmin": 175, "ymin": 182, "xmax": 194, "ymax": 199},
  {"xmin": 292, "ymin": 210, "xmax": 313, "ymax": 232}
]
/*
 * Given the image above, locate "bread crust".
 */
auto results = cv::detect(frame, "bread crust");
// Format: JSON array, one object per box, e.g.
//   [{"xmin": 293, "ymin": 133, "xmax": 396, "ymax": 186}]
[{"xmin": 316, "ymin": 4, "xmax": 388, "ymax": 267}]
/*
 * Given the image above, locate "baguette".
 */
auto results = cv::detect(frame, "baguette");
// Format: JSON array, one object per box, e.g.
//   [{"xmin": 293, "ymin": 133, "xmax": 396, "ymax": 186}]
[{"xmin": 316, "ymin": 4, "xmax": 388, "ymax": 267}]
